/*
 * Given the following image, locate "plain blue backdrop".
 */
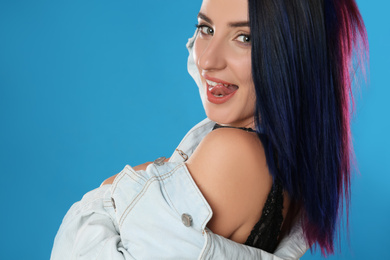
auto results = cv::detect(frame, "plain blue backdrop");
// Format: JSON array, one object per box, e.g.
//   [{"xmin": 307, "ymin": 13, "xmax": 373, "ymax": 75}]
[{"xmin": 0, "ymin": 0, "xmax": 388, "ymax": 259}]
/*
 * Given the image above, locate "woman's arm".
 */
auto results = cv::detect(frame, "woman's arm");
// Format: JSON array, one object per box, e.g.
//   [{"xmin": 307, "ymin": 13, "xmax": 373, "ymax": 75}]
[
  {"xmin": 186, "ymin": 127, "xmax": 273, "ymax": 243},
  {"xmin": 52, "ymin": 118, "xmax": 308, "ymax": 259},
  {"xmin": 100, "ymin": 127, "xmax": 274, "ymax": 244},
  {"xmin": 52, "ymin": 163, "xmax": 306, "ymax": 260},
  {"xmin": 51, "ymin": 185, "xmax": 134, "ymax": 260}
]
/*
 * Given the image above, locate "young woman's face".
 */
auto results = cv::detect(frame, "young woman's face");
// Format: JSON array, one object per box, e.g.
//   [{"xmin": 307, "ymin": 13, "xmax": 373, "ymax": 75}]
[{"xmin": 194, "ymin": 0, "xmax": 255, "ymax": 128}]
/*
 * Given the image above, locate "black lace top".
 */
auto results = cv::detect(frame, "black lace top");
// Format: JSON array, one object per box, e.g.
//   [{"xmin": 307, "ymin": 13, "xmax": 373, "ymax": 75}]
[{"xmin": 212, "ymin": 124, "xmax": 284, "ymax": 253}]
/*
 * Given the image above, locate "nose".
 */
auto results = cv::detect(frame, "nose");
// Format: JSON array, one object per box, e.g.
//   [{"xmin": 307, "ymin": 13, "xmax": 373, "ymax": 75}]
[{"xmin": 196, "ymin": 34, "xmax": 227, "ymax": 72}]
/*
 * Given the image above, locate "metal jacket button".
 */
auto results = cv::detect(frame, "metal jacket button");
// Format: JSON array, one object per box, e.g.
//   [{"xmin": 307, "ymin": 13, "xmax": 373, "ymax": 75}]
[
  {"xmin": 181, "ymin": 213, "xmax": 192, "ymax": 227},
  {"xmin": 153, "ymin": 156, "xmax": 166, "ymax": 166}
]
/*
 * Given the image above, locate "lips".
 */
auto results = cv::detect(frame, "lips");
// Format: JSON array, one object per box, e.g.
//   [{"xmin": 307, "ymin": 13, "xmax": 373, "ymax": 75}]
[{"xmin": 205, "ymin": 77, "xmax": 239, "ymax": 104}]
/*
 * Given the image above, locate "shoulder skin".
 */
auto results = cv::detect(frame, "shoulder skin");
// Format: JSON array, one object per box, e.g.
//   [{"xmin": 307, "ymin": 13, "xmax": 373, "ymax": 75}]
[{"xmin": 186, "ymin": 127, "xmax": 273, "ymax": 243}]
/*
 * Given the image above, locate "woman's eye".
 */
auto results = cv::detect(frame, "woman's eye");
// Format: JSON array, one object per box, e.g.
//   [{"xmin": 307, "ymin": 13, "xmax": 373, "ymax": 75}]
[
  {"xmin": 197, "ymin": 25, "xmax": 214, "ymax": 36},
  {"xmin": 236, "ymin": 35, "xmax": 251, "ymax": 44}
]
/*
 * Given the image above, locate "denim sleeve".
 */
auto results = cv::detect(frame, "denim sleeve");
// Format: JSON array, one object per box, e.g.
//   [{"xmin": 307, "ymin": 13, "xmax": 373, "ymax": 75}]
[
  {"xmin": 51, "ymin": 162, "xmax": 308, "ymax": 260},
  {"xmin": 50, "ymin": 185, "xmax": 135, "ymax": 260}
]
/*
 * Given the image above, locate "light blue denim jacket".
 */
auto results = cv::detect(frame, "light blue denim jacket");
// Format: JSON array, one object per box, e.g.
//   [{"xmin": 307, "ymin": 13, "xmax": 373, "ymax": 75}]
[{"xmin": 50, "ymin": 32, "xmax": 309, "ymax": 260}]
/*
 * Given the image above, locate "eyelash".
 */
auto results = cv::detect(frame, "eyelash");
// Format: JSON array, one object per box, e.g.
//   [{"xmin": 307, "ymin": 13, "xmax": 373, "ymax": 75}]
[
  {"xmin": 195, "ymin": 24, "xmax": 214, "ymax": 36},
  {"xmin": 195, "ymin": 24, "xmax": 251, "ymax": 45}
]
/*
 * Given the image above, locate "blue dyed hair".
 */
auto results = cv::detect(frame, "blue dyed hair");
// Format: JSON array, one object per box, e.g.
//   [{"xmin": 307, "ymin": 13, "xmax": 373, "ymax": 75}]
[{"xmin": 248, "ymin": 0, "xmax": 368, "ymax": 255}]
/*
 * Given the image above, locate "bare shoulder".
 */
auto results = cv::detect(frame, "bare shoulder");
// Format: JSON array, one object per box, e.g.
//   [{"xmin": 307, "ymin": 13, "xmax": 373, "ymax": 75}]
[
  {"xmin": 187, "ymin": 127, "xmax": 269, "ymax": 181},
  {"xmin": 186, "ymin": 128, "xmax": 272, "ymax": 242}
]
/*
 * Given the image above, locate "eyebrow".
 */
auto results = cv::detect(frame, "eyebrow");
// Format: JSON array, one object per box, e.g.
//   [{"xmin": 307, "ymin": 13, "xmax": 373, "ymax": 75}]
[{"xmin": 197, "ymin": 12, "xmax": 250, "ymax": 28}]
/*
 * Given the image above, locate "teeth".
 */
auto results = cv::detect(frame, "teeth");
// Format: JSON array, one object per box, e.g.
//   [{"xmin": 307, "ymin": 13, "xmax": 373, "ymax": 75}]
[
  {"xmin": 206, "ymin": 79, "xmax": 229, "ymax": 87},
  {"xmin": 214, "ymin": 94, "xmax": 224, "ymax": 97},
  {"xmin": 206, "ymin": 79, "xmax": 218, "ymax": 87}
]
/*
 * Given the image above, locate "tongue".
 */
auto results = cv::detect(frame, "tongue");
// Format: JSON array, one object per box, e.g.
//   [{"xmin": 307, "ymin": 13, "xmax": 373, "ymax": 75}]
[{"xmin": 210, "ymin": 84, "xmax": 238, "ymax": 96}]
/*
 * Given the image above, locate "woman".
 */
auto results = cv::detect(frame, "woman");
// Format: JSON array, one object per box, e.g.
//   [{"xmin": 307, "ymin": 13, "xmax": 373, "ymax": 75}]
[{"xmin": 51, "ymin": 0, "xmax": 367, "ymax": 259}]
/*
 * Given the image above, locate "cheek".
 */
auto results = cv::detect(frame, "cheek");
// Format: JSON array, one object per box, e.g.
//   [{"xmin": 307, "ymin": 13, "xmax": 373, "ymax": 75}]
[
  {"xmin": 247, "ymin": 81, "xmax": 257, "ymax": 111},
  {"xmin": 242, "ymin": 59, "xmax": 253, "ymax": 85},
  {"xmin": 233, "ymin": 55, "xmax": 255, "ymax": 109},
  {"xmin": 228, "ymin": 51, "xmax": 252, "ymax": 83}
]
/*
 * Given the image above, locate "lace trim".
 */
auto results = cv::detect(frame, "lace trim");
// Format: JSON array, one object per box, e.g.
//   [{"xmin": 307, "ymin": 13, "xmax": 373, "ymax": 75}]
[
  {"xmin": 212, "ymin": 123, "xmax": 256, "ymax": 132},
  {"xmin": 244, "ymin": 180, "xmax": 284, "ymax": 253}
]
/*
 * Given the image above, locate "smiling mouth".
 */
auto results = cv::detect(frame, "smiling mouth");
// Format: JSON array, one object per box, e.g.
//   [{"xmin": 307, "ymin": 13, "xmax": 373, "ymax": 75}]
[
  {"xmin": 205, "ymin": 79, "xmax": 239, "ymax": 104},
  {"xmin": 206, "ymin": 79, "xmax": 239, "ymax": 97}
]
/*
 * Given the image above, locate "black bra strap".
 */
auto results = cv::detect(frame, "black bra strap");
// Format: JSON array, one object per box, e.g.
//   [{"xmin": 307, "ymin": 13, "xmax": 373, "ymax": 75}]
[{"xmin": 212, "ymin": 123, "xmax": 256, "ymax": 133}]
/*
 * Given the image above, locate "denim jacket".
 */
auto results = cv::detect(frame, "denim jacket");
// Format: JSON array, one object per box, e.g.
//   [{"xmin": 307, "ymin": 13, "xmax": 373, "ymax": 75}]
[
  {"xmin": 50, "ymin": 32, "xmax": 309, "ymax": 260},
  {"xmin": 51, "ymin": 119, "xmax": 308, "ymax": 260}
]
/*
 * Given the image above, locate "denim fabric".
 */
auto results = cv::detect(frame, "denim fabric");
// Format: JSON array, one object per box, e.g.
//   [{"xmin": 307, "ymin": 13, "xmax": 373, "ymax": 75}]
[{"xmin": 51, "ymin": 119, "xmax": 308, "ymax": 259}]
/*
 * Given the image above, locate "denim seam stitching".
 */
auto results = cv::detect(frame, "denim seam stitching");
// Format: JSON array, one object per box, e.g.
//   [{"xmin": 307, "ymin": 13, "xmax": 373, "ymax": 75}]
[
  {"xmin": 111, "ymin": 169, "xmax": 127, "ymax": 194},
  {"xmin": 128, "ymin": 172, "xmax": 144, "ymax": 186},
  {"xmin": 198, "ymin": 230, "xmax": 212, "ymax": 259},
  {"xmin": 118, "ymin": 176, "xmax": 160, "ymax": 227},
  {"xmin": 134, "ymin": 170, "xmax": 148, "ymax": 182},
  {"xmin": 117, "ymin": 166, "xmax": 178, "ymax": 227}
]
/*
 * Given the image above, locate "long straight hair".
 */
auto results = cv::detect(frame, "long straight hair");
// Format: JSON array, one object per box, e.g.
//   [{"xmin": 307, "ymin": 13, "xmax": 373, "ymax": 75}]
[{"xmin": 248, "ymin": 0, "xmax": 368, "ymax": 255}]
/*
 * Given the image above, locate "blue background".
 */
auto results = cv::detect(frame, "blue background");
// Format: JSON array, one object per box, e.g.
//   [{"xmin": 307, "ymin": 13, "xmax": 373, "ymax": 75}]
[{"xmin": 0, "ymin": 0, "xmax": 388, "ymax": 259}]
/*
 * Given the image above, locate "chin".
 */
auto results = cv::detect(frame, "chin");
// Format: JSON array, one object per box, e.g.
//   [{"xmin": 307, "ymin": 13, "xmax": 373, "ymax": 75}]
[
  {"xmin": 204, "ymin": 107, "xmax": 238, "ymax": 126},
  {"xmin": 204, "ymin": 105, "xmax": 256, "ymax": 129}
]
